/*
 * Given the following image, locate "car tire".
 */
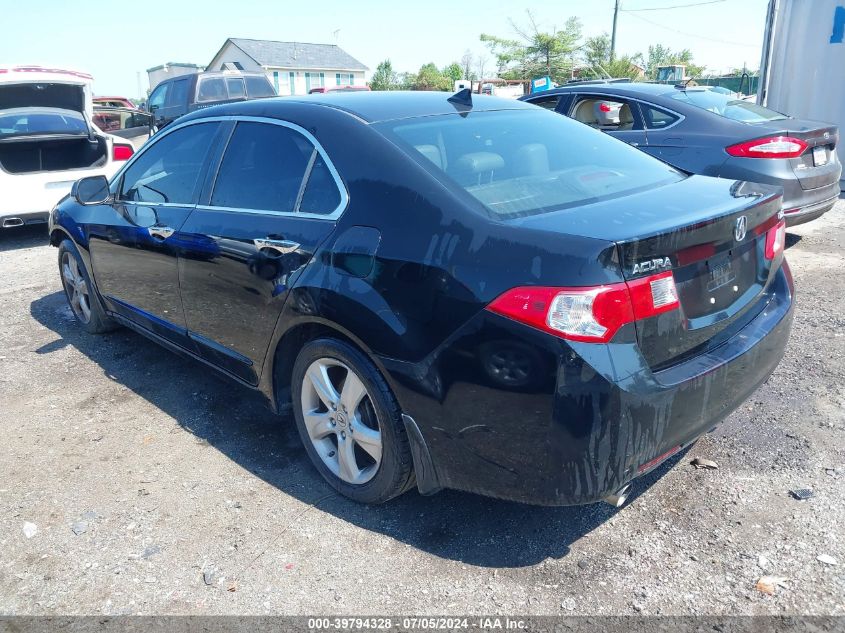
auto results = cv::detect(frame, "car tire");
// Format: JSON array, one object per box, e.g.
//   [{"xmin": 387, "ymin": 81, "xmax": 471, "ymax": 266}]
[
  {"xmin": 58, "ymin": 239, "xmax": 115, "ymax": 334},
  {"xmin": 290, "ymin": 338, "xmax": 415, "ymax": 504}
]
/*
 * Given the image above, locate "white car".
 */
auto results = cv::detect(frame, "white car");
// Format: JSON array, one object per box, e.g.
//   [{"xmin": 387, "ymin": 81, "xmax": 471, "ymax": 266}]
[{"xmin": 0, "ymin": 66, "xmax": 134, "ymax": 229}]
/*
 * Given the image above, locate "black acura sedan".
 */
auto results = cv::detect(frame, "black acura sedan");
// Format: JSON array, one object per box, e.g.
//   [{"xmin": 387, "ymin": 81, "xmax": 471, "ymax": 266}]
[
  {"xmin": 49, "ymin": 91, "xmax": 794, "ymax": 506},
  {"xmin": 521, "ymin": 83, "xmax": 841, "ymax": 226}
]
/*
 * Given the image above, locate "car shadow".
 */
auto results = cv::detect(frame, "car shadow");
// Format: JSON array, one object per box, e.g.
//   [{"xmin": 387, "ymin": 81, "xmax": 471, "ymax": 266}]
[
  {"xmin": 785, "ymin": 232, "xmax": 802, "ymax": 249},
  {"xmin": 0, "ymin": 224, "xmax": 48, "ymax": 252},
  {"xmin": 30, "ymin": 290, "xmax": 683, "ymax": 568}
]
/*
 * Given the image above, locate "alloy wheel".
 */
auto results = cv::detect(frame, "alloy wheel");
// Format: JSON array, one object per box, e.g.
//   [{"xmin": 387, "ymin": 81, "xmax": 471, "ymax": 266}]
[
  {"xmin": 300, "ymin": 358, "xmax": 383, "ymax": 485},
  {"xmin": 61, "ymin": 252, "xmax": 92, "ymax": 324}
]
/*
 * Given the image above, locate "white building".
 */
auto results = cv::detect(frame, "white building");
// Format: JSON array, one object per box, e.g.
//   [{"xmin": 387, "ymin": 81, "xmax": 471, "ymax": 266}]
[
  {"xmin": 146, "ymin": 62, "xmax": 204, "ymax": 91},
  {"xmin": 207, "ymin": 38, "xmax": 368, "ymax": 95}
]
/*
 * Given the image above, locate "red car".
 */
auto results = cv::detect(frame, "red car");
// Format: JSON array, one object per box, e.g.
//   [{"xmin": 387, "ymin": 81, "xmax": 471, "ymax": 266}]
[
  {"xmin": 93, "ymin": 96, "xmax": 137, "ymax": 109},
  {"xmin": 308, "ymin": 85, "xmax": 370, "ymax": 94}
]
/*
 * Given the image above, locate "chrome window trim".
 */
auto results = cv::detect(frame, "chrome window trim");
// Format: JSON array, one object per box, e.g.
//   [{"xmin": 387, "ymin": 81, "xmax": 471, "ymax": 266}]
[{"xmin": 111, "ymin": 115, "xmax": 348, "ymax": 221}]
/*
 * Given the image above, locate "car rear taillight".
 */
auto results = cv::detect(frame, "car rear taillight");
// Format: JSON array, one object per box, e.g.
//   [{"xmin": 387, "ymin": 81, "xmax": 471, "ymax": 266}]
[
  {"xmin": 112, "ymin": 143, "xmax": 134, "ymax": 161},
  {"xmin": 486, "ymin": 271, "xmax": 680, "ymax": 343},
  {"xmin": 764, "ymin": 219, "xmax": 786, "ymax": 260},
  {"xmin": 726, "ymin": 136, "xmax": 808, "ymax": 159}
]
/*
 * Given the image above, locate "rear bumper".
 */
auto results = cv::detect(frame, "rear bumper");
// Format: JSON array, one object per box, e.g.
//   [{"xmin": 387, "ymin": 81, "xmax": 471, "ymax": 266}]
[
  {"xmin": 1, "ymin": 210, "xmax": 49, "ymax": 227},
  {"xmin": 388, "ymin": 264, "xmax": 794, "ymax": 506},
  {"xmin": 783, "ymin": 194, "xmax": 839, "ymax": 227}
]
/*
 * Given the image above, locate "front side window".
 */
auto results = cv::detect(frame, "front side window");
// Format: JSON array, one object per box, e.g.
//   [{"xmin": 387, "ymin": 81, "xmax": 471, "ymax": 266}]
[
  {"xmin": 668, "ymin": 89, "xmax": 787, "ymax": 123},
  {"xmin": 571, "ymin": 96, "xmax": 638, "ymax": 131},
  {"xmin": 119, "ymin": 122, "xmax": 219, "ymax": 204},
  {"xmin": 148, "ymin": 83, "xmax": 168, "ymax": 110},
  {"xmin": 528, "ymin": 95, "xmax": 560, "ymax": 111},
  {"xmin": 376, "ymin": 109, "xmax": 683, "ymax": 219}
]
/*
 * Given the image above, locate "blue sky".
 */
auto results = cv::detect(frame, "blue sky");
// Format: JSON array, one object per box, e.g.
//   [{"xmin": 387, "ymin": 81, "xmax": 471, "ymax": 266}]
[{"xmin": 1, "ymin": 0, "xmax": 769, "ymax": 97}]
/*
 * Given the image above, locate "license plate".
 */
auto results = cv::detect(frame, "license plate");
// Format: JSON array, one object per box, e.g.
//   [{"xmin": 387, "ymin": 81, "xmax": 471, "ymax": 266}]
[
  {"xmin": 813, "ymin": 145, "xmax": 828, "ymax": 166},
  {"xmin": 706, "ymin": 257, "xmax": 736, "ymax": 292}
]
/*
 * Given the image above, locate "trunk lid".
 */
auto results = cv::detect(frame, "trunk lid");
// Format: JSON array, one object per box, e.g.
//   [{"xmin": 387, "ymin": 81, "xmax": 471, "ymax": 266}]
[
  {"xmin": 0, "ymin": 83, "xmax": 86, "ymax": 115},
  {"xmin": 510, "ymin": 175, "xmax": 785, "ymax": 369}
]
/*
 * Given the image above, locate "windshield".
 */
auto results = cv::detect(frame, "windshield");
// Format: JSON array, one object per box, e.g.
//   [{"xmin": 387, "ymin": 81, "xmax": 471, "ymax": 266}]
[
  {"xmin": 669, "ymin": 90, "xmax": 788, "ymax": 123},
  {"xmin": 376, "ymin": 109, "xmax": 683, "ymax": 219},
  {"xmin": 0, "ymin": 107, "xmax": 88, "ymax": 138}
]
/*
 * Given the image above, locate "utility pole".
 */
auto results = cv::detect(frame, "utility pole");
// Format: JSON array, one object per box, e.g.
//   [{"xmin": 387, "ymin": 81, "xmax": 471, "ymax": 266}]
[{"xmin": 610, "ymin": 0, "xmax": 621, "ymax": 61}]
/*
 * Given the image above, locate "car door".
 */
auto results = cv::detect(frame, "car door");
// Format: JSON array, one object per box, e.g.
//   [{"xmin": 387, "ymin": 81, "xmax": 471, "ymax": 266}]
[
  {"xmin": 178, "ymin": 119, "xmax": 346, "ymax": 384},
  {"xmin": 636, "ymin": 102, "xmax": 692, "ymax": 167},
  {"xmin": 86, "ymin": 121, "xmax": 223, "ymax": 348},
  {"xmin": 568, "ymin": 93, "xmax": 649, "ymax": 149}
]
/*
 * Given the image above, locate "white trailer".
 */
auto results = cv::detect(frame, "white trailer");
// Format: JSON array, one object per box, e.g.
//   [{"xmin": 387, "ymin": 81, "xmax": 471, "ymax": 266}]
[{"xmin": 758, "ymin": 0, "xmax": 845, "ymax": 183}]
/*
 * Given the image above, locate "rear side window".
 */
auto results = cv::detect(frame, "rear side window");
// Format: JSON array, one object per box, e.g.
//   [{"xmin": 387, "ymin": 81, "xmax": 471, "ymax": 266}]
[
  {"xmin": 299, "ymin": 154, "xmax": 341, "ymax": 214},
  {"xmin": 571, "ymin": 96, "xmax": 639, "ymax": 131},
  {"xmin": 119, "ymin": 122, "xmax": 219, "ymax": 204},
  {"xmin": 167, "ymin": 79, "xmax": 189, "ymax": 107},
  {"xmin": 197, "ymin": 77, "xmax": 227, "ymax": 102},
  {"xmin": 226, "ymin": 78, "xmax": 245, "ymax": 99},
  {"xmin": 245, "ymin": 76, "xmax": 276, "ymax": 97},
  {"xmin": 211, "ymin": 122, "xmax": 313, "ymax": 212},
  {"xmin": 641, "ymin": 105, "xmax": 680, "ymax": 129},
  {"xmin": 669, "ymin": 90, "xmax": 787, "ymax": 123},
  {"xmin": 377, "ymin": 109, "xmax": 682, "ymax": 219}
]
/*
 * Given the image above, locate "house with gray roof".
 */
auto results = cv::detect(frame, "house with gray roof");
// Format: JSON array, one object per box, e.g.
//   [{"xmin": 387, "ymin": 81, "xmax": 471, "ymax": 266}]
[{"xmin": 207, "ymin": 38, "xmax": 368, "ymax": 95}]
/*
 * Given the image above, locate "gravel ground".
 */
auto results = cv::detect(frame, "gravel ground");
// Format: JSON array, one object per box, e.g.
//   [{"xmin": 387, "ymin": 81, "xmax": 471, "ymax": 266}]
[{"xmin": 0, "ymin": 201, "xmax": 843, "ymax": 616}]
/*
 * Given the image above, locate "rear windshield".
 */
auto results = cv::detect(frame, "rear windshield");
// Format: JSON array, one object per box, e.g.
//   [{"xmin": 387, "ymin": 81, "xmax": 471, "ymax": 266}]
[
  {"xmin": 669, "ymin": 90, "xmax": 788, "ymax": 123},
  {"xmin": 0, "ymin": 108, "xmax": 88, "ymax": 138},
  {"xmin": 245, "ymin": 75, "xmax": 276, "ymax": 98},
  {"xmin": 375, "ymin": 109, "xmax": 683, "ymax": 219}
]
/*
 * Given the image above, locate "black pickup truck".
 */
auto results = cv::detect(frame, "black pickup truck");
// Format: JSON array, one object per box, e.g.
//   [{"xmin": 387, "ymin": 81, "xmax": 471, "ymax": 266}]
[{"xmin": 147, "ymin": 71, "xmax": 276, "ymax": 129}]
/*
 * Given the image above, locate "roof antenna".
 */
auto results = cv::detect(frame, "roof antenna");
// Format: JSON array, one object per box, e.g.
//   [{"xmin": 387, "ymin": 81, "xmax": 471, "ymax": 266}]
[{"xmin": 447, "ymin": 88, "xmax": 473, "ymax": 109}]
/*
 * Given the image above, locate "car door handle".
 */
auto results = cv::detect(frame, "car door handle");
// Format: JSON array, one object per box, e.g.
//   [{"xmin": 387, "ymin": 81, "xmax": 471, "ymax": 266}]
[
  {"xmin": 254, "ymin": 237, "xmax": 301, "ymax": 254},
  {"xmin": 629, "ymin": 142, "xmax": 640, "ymax": 147},
  {"xmin": 148, "ymin": 225, "xmax": 175, "ymax": 240}
]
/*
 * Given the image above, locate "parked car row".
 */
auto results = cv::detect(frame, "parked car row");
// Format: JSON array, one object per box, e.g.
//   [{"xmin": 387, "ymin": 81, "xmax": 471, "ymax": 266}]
[
  {"xmin": 50, "ymin": 90, "xmax": 796, "ymax": 508},
  {"xmin": 520, "ymin": 82, "xmax": 841, "ymax": 226}
]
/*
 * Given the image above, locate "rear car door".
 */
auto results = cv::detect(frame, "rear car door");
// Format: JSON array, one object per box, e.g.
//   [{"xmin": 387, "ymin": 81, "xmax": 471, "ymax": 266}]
[
  {"xmin": 568, "ymin": 93, "xmax": 648, "ymax": 149},
  {"xmin": 636, "ymin": 102, "xmax": 692, "ymax": 165},
  {"xmin": 87, "ymin": 121, "xmax": 222, "ymax": 347},
  {"xmin": 178, "ymin": 118, "xmax": 346, "ymax": 384}
]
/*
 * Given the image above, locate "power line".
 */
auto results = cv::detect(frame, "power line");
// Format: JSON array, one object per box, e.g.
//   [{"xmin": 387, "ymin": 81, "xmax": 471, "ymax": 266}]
[
  {"xmin": 623, "ymin": 0, "xmax": 726, "ymax": 10},
  {"xmin": 620, "ymin": 9, "xmax": 759, "ymax": 47}
]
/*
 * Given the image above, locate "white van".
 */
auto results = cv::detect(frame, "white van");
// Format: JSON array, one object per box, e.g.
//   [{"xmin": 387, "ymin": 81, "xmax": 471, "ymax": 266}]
[{"xmin": 0, "ymin": 66, "xmax": 134, "ymax": 228}]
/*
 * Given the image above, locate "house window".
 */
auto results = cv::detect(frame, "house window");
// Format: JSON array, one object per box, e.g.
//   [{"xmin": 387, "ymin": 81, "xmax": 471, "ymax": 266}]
[
  {"xmin": 272, "ymin": 71, "xmax": 279, "ymax": 93},
  {"xmin": 305, "ymin": 72, "xmax": 325, "ymax": 92},
  {"xmin": 290, "ymin": 72, "xmax": 296, "ymax": 95},
  {"xmin": 335, "ymin": 73, "xmax": 354, "ymax": 86}
]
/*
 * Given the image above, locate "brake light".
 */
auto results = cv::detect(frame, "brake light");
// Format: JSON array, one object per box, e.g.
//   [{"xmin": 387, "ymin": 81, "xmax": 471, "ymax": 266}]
[
  {"xmin": 765, "ymin": 219, "xmax": 786, "ymax": 260},
  {"xmin": 726, "ymin": 136, "xmax": 808, "ymax": 159},
  {"xmin": 112, "ymin": 143, "xmax": 134, "ymax": 161},
  {"xmin": 486, "ymin": 271, "xmax": 680, "ymax": 343},
  {"xmin": 599, "ymin": 102, "xmax": 612, "ymax": 112}
]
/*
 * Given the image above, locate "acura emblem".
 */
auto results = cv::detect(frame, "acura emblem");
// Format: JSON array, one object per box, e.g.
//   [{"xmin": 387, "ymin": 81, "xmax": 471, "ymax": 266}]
[{"xmin": 734, "ymin": 216, "xmax": 748, "ymax": 242}]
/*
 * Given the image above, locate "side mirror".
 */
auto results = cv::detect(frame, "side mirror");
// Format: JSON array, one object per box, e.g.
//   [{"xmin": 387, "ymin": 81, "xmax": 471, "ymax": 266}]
[{"xmin": 72, "ymin": 176, "xmax": 111, "ymax": 206}]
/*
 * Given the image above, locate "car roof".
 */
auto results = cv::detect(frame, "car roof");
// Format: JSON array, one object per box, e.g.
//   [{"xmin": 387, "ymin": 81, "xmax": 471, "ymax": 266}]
[
  {"xmin": 190, "ymin": 91, "xmax": 537, "ymax": 124},
  {"xmin": 537, "ymin": 82, "xmax": 680, "ymax": 99}
]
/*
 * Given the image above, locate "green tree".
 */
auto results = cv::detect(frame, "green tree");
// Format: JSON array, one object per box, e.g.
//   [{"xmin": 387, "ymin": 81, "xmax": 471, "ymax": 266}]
[
  {"xmin": 408, "ymin": 63, "xmax": 452, "ymax": 91},
  {"xmin": 370, "ymin": 59, "xmax": 399, "ymax": 91},
  {"xmin": 442, "ymin": 62, "xmax": 463, "ymax": 84},
  {"xmin": 645, "ymin": 45, "xmax": 705, "ymax": 79},
  {"xmin": 581, "ymin": 33, "xmax": 642, "ymax": 80},
  {"xmin": 480, "ymin": 10, "xmax": 582, "ymax": 83}
]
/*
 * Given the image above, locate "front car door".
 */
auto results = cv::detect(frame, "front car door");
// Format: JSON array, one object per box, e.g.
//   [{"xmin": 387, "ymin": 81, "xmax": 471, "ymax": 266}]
[
  {"xmin": 568, "ymin": 93, "xmax": 649, "ymax": 149},
  {"xmin": 178, "ymin": 118, "xmax": 346, "ymax": 384},
  {"xmin": 86, "ymin": 121, "xmax": 223, "ymax": 347}
]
